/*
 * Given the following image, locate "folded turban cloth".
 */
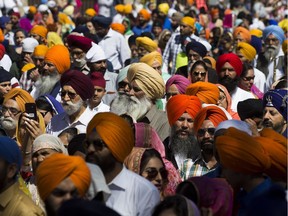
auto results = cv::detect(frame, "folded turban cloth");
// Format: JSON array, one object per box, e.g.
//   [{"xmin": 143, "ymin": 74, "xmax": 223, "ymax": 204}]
[
  {"xmin": 203, "ymin": 56, "xmax": 216, "ymax": 70},
  {"xmin": 85, "ymin": 8, "xmax": 97, "ymax": 17},
  {"xmin": 250, "ymin": 29, "xmax": 262, "ymax": 38},
  {"xmin": 215, "ymin": 127, "xmax": 271, "ymax": 174},
  {"xmin": 0, "ymin": 68, "xmax": 13, "ymax": 83},
  {"xmin": 263, "ymin": 25, "xmax": 285, "ymax": 44},
  {"xmin": 186, "ymin": 81, "xmax": 220, "ymax": 105},
  {"xmin": 251, "ymin": 35, "xmax": 262, "ymax": 54},
  {"xmin": 30, "ymin": 25, "xmax": 48, "ymax": 38},
  {"xmin": 110, "ymin": 23, "xmax": 125, "ymax": 34},
  {"xmin": 21, "ymin": 63, "xmax": 35, "ymax": 72},
  {"xmin": 158, "ymin": 3, "xmax": 169, "ymax": 15},
  {"xmin": 22, "ymin": 37, "xmax": 39, "ymax": 53},
  {"xmin": 136, "ymin": 37, "xmax": 158, "ymax": 52},
  {"xmin": 86, "ymin": 42, "xmax": 106, "ymax": 63},
  {"xmin": 215, "ymin": 119, "xmax": 252, "ymax": 135},
  {"xmin": 165, "ymin": 75, "xmax": 190, "ymax": 94},
  {"xmin": 61, "ymin": 70, "xmax": 94, "ymax": 100},
  {"xmin": 0, "ymin": 43, "xmax": 5, "ymax": 60},
  {"xmin": 92, "ymin": 15, "xmax": 112, "ymax": 28},
  {"xmin": 263, "ymin": 89, "xmax": 288, "ymax": 121},
  {"xmin": 124, "ymin": 4, "xmax": 132, "ymax": 14},
  {"xmin": 233, "ymin": 26, "xmax": 251, "ymax": 43},
  {"xmin": 138, "ymin": 9, "xmax": 151, "ymax": 20},
  {"xmin": 45, "ymin": 45, "xmax": 70, "ymax": 74},
  {"xmin": 33, "ymin": 44, "xmax": 48, "ymax": 57},
  {"xmin": 193, "ymin": 106, "xmax": 228, "ymax": 132},
  {"xmin": 67, "ymin": 34, "xmax": 93, "ymax": 53},
  {"xmin": 237, "ymin": 98, "xmax": 263, "ymax": 120},
  {"xmin": 36, "ymin": 153, "xmax": 91, "ymax": 201},
  {"xmin": 4, "ymin": 88, "xmax": 34, "ymax": 112},
  {"xmin": 283, "ymin": 39, "xmax": 288, "ymax": 54},
  {"xmin": 87, "ymin": 112, "xmax": 134, "ymax": 163},
  {"xmin": 216, "ymin": 53, "xmax": 243, "ymax": 77},
  {"xmin": 115, "ymin": 4, "xmax": 125, "ymax": 13},
  {"xmin": 0, "ymin": 137, "xmax": 22, "ymax": 171},
  {"xmin": 181, "ymin": 16, "xmax": 195, "ymax": 28},
  {"xmin": 32, "ymin": 134, "xmax": 67, "ymax": 154},
  {"xmin": 237, "ymin": 42, "xmax": 256, "ymax": 61},
  {"xmin": 47, "ymin": 32, "xmax": 64, "ymax": 48},
  {"xmin": 185, "ymin": 41, "xmax": 207, "ymax": 58},
  {"xmin": 127, "ymin": 62, "xmax": 165, "ymax": 100},
  {"xmin": 166, "ymin": 94, "xmax": 201, "ymax": 126},
  {"xmin": 90, "ymin": 72, "xmax": 106, "ymax": 88},
  {"xmin": 140, "ymin": 51, "xmax": 162, "ymax": 66}
]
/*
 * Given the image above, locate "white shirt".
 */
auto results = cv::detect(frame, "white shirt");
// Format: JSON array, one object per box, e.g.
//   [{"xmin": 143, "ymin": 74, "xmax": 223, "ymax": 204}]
[
  {"xmin": 253, "ymin": 67, "xmax": 266, "ymax": 93},
  {"xmin": 102, "ymin": 71, "xmax": 118, "ymax": 106},
  {"xmin": 230, "ymin": 87, "xmax": 256, "ymax": 112},
  {"xmin": 0, "ymin": 54, "xmax": 12, "ymax": 71},
  {"xmin": 106, "ymin": 166, "xmax": 160, "ymax": 216},
  {"xmin": 90, "ymin": 101, "xmax": 110, "ymax": 113}
]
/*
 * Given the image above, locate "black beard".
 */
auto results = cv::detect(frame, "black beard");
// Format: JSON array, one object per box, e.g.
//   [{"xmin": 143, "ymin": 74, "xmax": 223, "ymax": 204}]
[
  {"xmin": 218, "ymin": 76, "xmax": 239, "ymax": 93},
  {"xmin": 200, "ymin": 139, "xmax": 215, "ymax": 155}
]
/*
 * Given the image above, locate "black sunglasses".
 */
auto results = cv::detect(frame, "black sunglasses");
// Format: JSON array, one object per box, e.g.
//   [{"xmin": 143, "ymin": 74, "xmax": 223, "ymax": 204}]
[
  {"xmin": 198, "ymin": 128, "xmax": 216, "ymax": 136},
  {"xmin": 193, "ymin": 71, "xmax": 207, "ymax": 77},
  {"xmin": 144, "ymin": 167, "xmax": 168, "ymax": 180},
  {"xmin": 60, "ymin": 91, "xmax": 78, "ymax": 99},
  {"xmin": 40, "ymin": 110, "xmax": 50, "ymax": 117}
]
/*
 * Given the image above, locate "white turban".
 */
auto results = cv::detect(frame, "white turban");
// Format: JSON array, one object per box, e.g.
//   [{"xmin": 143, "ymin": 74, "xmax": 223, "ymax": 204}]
[
  {"xmin": 86, "ymin": 42, "xmax": 106, "ymax": 63},
  {"xmin": 22, "ymin": 37, "xmax": 39, "ymax": 53}
]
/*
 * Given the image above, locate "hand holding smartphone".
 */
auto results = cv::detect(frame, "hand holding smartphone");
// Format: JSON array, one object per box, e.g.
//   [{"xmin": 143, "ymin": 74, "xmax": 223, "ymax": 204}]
[{"xmin": 25, "ymin": 103, "xmax": 38, "ymax": 121}]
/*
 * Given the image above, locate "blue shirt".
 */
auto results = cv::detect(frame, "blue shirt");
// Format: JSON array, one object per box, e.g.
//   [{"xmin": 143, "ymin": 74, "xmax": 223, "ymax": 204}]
[{"xmin": 132, "ymin": 25, "xmax": 152, "ymax": 36}]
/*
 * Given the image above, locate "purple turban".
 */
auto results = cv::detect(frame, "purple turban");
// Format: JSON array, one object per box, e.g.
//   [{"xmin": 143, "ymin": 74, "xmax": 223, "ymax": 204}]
[{"xmin": 166, "ymin": 75, "xmax": 190, "ymax": 94}]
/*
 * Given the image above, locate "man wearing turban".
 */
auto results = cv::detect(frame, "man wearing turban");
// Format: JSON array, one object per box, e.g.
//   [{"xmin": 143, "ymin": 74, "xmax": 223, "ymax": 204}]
[
  {"xmin": 0, "ymin": 68, "xmax": 14, "ymax": 104},
  {"xmin": 46, "ymin": 69, "xmax": 95, "ymax": 136},
  {"xmin": 136, "ymin": 36, "xmax": 158, "ymax": 58},
  {"xmin": 30, "ymin": 25, "xmax": 48, "ymax": 45},
  {"xmin": 165, "ymin": 75, "xmax": 190, "ymax": 101},
  {"xmin": 166, "ymin": 94, "xmax": 202, "ymax": 169},
  {"xmin": 233, "ymin": 26, "xmax": 251, "ymax": 45},
  {"xmin": 140, "ymin": 51, "xmax": 164, "ymax": 77},
  {"xmin": 158, "ymin": 3, "xmax": 172, "ymax": 31},
  {"xmin": 85, "ymin": 112, "xmax": 160, "ymax": 216},
  {"xmin": 132, "ymin": 9, "xmax": 152, "ymax": 36},
  {"xmin": 36, "ymin": 153, "xmax": 91, "ymax": 216}
]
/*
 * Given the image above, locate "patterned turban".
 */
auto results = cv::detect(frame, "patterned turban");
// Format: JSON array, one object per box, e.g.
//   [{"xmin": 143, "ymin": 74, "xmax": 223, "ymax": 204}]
[
  {"xmin": 87, "ymin": 112, "xmax": 134, "ymax": 163},
  {"xmin": 136, "ymin": 37, "xmax": 158, "ymax": 52},
  {"xmin": 158, "ymin": 3, "xmax": 169, "ymax": 15},
  {"xmin": 166, "ymin": 94, "xmax": 202, "ymax": 126},
  {"xmin": 32, "ymin": 134, "xmax": 67, "ymax": 154},
  {"xmin": 186, "ymin": 81, "xmax": 220, "ymax": 105},
  {"xmin": 186, "ymin": 41, "xmax": 207, "ymax": 58},
  {"xmin": 30, "ymin": 25, "xmax": 48, "ymax": 38},
  {"xmin": 67, "ymin": 34, "xmax": 93, "ymax": 53},
  {"xmin": 263, "ymin": 25, "xmax": 285, "ymax": 44},
  {"xmin": 110, "ymin": 23, "xmax": 125, "ymax": 34},
  {"xmin": 233, "ymin": 26, "xmax": 251, "ymax": 43},
  {"xmin": 237, "ymin": 42, "xmax": 256, "ymax": 61},
  {"xmin": 36, "ymin": 153, "xmax": 91, "ymax": 201},
  {"xmin": 165, "ymin": 75, "xmax": 190, "ymax": 94},
  {"xmin": 60, "ymin": 70, "xmax": 94, "ymax": 101},
  {"xmin": 45, "ymin": 45, "xmax": 70, "ymax": 74},
  {"xmin": 181, "ymin": 16, "xmax": 195, "ymax": 28},
  {"xmin": 127, "ymin": 63, "xmax": 165, "ymax": 100},
  {"xmin": 216, "ymin": 127, "xmax": 271, "ymax": 174},
  {"xmin": 216, "ymin": 53, "xmax": 243, "ymax": 77},
  {"xmin": 33, "ymin": 45, "xmax": 48, "ymax": 57},
  {"xmin": 138, "ymin": 9, "xmax": 151, "ymax": 20},
  {"xmin": 140, "ymin": 51, "xmax": 162, "ymax": 66},
  {"xmin": 85, "ymin": 8, "xmax": 97, "ymax": 17},
  {"xmin": 4, "ymin": 88, "xmax": 34, "ymax": 112},
  {"xmin": 250, "ymin": 29, "xmax": 262, "ymax": 38},
  {"xmin": 193, "ymin": 106, "xmax": 228, "ymax": 132}
]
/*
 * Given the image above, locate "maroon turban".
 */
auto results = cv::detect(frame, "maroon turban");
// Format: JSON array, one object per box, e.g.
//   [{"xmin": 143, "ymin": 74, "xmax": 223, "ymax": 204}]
[
  {"xmin": 60, "ymin": 70, "xmax": 94, "ymax": 100},
  {"xmin": 67, "ymin": 34, "xmax": 93, "ymax": 53},
  {"xmin": 0, "ymin": 43, "xmax": 5, "ymax": 60},
  {"xmin": 90, "ymin": 72, "xmax": 106, "ymax": 89},
  {"xmin": 166, "ymin": 75, "xmax": 190, "ymax": 94},
  {"xmin": 216, "ymin": 53, "xmax": 243, "ymax": 77}
]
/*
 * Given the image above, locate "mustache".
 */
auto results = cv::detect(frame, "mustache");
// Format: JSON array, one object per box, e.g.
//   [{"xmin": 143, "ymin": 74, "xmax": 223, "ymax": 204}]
[
  {"xmin": 1, "ymin": 117, "xmax": 14, "ymax": 122},
  {"xmin": 263, "ymin": 119, "xmax": 273, "ymax": 127},
  {"xmin": 62, "ymin": 101, "xmax": 74, "ymax": 106}
]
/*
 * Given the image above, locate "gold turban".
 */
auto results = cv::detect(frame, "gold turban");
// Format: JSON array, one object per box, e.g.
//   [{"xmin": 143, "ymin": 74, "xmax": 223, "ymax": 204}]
[
  {"xmin": 158, "ymin": 3, "xmax": 169, "ymax": 15},
  {"xmin": 136, "ymin": 36, "xmax": 158, "ymax": 52},
  {"xmin": 87, "ymin": 112, "xmax": 134, "ymax": 163},
  {"xmin": 36, "ymin": 153, "xmax": 91, "ymax": 201},
  {"xmin": 4, "ymin": 88, "xmax": 35, "ymax": 112},
  {"xmin": 33, "ymin": 44, "xmax": 49, "ymax": 58},
  {"xmin": 85, "ymin": 8, "xmax": 97, "ymax": 17},
  {"xmin": 181, "ymin": 16, "xmax": 195, "ymax": 28},
  {"xmin": 124, "ymin": 4, "xmax": 132, "ymax": 14},
  {"xmin": 237, "ymin": 42, "xmax": 256, "ymax": 61},
  {"xmin": 233, "ymin": 26, "xmax": 251, "ymax": 43},
  {"xmin": 30, "ymin": 25, "xmax": 48, "ymax": 38},
  {"xmin": 127, "ymin": 62, "xmax": 165, "ymax": 100},
  {"xmin": 140, "ymin": 51, "xmax": 163, "ymax": 67},
  {"xmin": 250, "ymin": 29, "xmax": 262, "ymax": 38},
  {"xmin": 115, "ymin": 4, "xmax": 125, "ymax": 13}
]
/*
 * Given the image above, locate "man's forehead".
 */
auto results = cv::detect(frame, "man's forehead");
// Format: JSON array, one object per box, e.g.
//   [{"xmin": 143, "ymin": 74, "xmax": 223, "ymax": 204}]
[{"xmin": 62, "ymin": 85, "xmax": 76, "ymax": 92}]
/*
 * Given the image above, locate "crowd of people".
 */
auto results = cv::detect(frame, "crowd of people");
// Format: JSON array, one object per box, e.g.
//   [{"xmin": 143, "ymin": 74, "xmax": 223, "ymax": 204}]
[{"xmin": 0, "ymin": 0, "xmax": 287, "ymax": 215}]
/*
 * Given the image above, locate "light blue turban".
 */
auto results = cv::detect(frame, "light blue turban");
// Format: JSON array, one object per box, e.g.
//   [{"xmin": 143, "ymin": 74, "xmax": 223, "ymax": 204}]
[{"xmin": 263, "ymin": 25, "xmax": 285, "ymax": 44}]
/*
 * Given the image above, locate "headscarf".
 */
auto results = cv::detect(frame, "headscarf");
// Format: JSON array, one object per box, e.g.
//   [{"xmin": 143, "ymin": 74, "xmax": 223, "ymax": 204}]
[
  {"xmin": 186, "ymin": 82, "xmax": 220, "ymax": 105},
  {"xmin": 47, "ymin": 32, "xmax": 64, "ymax": 48},
  {"xmin": 36, "ymin": 153, "xmax": 91, "ymax": 201},
  {"xmin": 158, "ymin": 3, "xmax": 169, "ymax": 15},
  {"xmin": 165, "ymin": 75, "xmax": 190, "ymax": 94},
  {"xmin": 138, "ymin": 9, "xmax": 151, "ymax": 20},
  {"xmin": 30, "ymin": 25, "xmax": 48, "ymax": 38},
  {"xmin": 181, "ymin": 16, "xmax": 195, "ymax": 28},
  {"xmin": 263, "ymin": 25, "xmax": 285, "ymax": 44},
  {"xmin": 193, "ymin": 106, "xmax": 228, "ymax": 132},
  {"xmin": 140, "ymin": 51, "xmax": 162, "ymax": 66},
  {"xmin": 127, "ymin": 63, "xmax": 165, "ymax": 100},
  {"xmin": 4, "ymin": 88, "xmax": 35, "ymax": 112},
  {"xmin": 216, "ymin": 53, "xmax": 243, "ymax": 77},
  {"xmin": 0, "ymin": 137, "xmax": 22, "ymax": 171},
  {"xmin": 233, "ymin": 26, "xmax": 251, "ymax": 43},
  {"xmin": 60, "ymin": 70, "xmax": 94, "ymax": 101},
  {"xmin": 186, "ymin": 41, "xmax": 207, "ymax": 58},
  {"xmin": 32, "ymin": 134, "xmax": 67, "ymax": 154},
  {"xmin": 86, "ymin": 112, "xmax": 134, "ymax": 163},
  {"xmin": 45, "ymin": 45, "xmax": 70, "ymax": 74},
  {"xmin": 237, "ymin": 42, "xmax": 256, "ymax": 62},
  {"xmin": 215, "ymin": 127, "xmax": 271, "ymax": 174},
  {"xmin": 203, "ymin": 56, "xmax": 216, "ymax": 70},
  {"xmin": 33, "ymin": 44, "xmax": 49, "ymax": 57},
  {"xmin": 124, "ymin": 147, "xmax": 146, "ymax": 174},
  {"xmin": 43, "ymin": 94, "xmax": 65, "ymax": 115},
  {"xmin": 110, "ymin": 23, "xmax": 125, "ymax": 34},
  {"xmin": 166, "ymin": 94, "xmax": 202, "ymax": 126},
  {"xmin": 136, "ymin": 37, "xmax": 158, "ymax": 52},
  {"xmin": 67, "ymin": 34, "xmax": 93, "ymax": 53}
]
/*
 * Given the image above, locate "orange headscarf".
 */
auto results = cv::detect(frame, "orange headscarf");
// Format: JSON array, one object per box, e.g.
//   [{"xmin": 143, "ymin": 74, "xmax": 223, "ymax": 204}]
[
  {"xmin": 33, "ymin": 44, "xmax": 49, "ymax": 58},
  {"xmin": 44, "ymin": 45, "xmax": 70, "ymax": 74},
  {"xmin": 166, "ymin": 94, "xmax": 202, "ymax": 126},
  {"xmin": 87, "ymin": 112, "xmax": 134, "ymax": 163},
  {"xmin": 30, "ymin": 25, "xmax": 48, "ymax": 38},
  {"xmin": 4, "ymin": 88, "xmax": 35, "ymax": 112},
  {"xmin": 193, "ymin": 106, "xmax": 228, "ymax": 132},
  {"xmin": 36, "ymin": 153, "xmax": 91, "ymax": 201},
  {"xmin": 138, "ymin": 9, "xmax": 151, "ymax": 20},
  {"xmin": 215, "ymin": 128, "xmax": 271, "ymax": 175},
  {"xmin": 233, "ymin": 26, "xmax": 251, "ymax": 43},
  {"xmin": 110, "ymin": 23, "xmax": 125, "ymax": 34},
  {"xmin": 186, "ymin": 81, "xmax": 220, "ymax": 105}
]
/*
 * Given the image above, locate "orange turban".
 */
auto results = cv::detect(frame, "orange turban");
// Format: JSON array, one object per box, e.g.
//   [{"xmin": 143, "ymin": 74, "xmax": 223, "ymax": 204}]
[
  {"xmin": 233, "ymin": 26, "xmax": 251, "ymax": 43},
  {"xmin": 186, "ymin": 81, "xmax": 220, "ymax": 105},
  {"xmin": 30, "ymin": 25, "xmax": 48, "ymax": 38},
  {"xmin": 110, "ymin": 23, "xmax": 125, "ymax": 34},
  {"xmin": 115, "ymin": 4, "xmax": 125, "ymax": 13},
  {"xmin": 237, "ymin": 42, "xmax": 256, "ymax": 61},
  {"xmin": 29, "ymin": 6, "xmax": 37, "ymax": 14},
  {"xmin": 166, "ymin": 94, "xmax": 202, "ymax": 126},
  {"xmin": 0, "ymin": 29, "xmax": 4, "ymax": 43},
  {"xmin": 215, "ymin": 128, "xmax": 271, "ymax": 175},
  {"xmin": 140, "ymin": 51, "xmax": 163, "ymax": 66},
  {"xmin": 193, "ymin": 106, "xmax": 228, "ymax": 132},
  {"xmin": 36, "ymin": 153, "xmax": 91, "ymax": 201},
  {"xmin": 85, "ymin": 8, "xmax": 97, "ymax": 17},
  {"xmin": 4, "ymin": 88, "xmax": 34, "ymax": 112},
  {"xmin": 87, "ymin": 112, "xmax": 134, "ymax": 163},
  {"xmin": 33, "ymin": 44, "xmax": 49, "ymax": 58},
  {"xmin": 136, "ymin": 36, "xmax": 158, "ymax": 52},
  {"xmin": 44, "ymin": 45, "xmax": 70, "ymax": 74},
  {"xmin": 250, "ymin": 29, "xmax": 262, "ymax": 38},
  {"xmin": 181, "ymin": 16, "xmax": 195, "ymax": 28},
  {"xmin": 203, "ymin": 56, "xmax": 216, "ymax": 70},
  {"xmin": 210, "ymin": 8, "xmax": 219, "ymax": 17},
  {"xmin": 138, "ymin": 9, "xmax": 151, "ymax": 20}
]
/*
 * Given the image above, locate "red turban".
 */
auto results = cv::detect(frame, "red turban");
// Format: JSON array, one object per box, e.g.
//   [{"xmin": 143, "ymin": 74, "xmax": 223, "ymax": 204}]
[
  {"xmin": 186, "ymin": 81, "xmax": 220, "ymax": 105},
  {"xmin": 90, "ymin": 72, "xmax": 106, "ymax": 89},
  {"xmin": 193, "ymin": 106, "xmax": 228, "ymax": 132},
  {"xmin": 233, "ymin": 26, "xmax": 251, "ymax": 43},
  {"xmin": 0, "ymin": 43, "xmax": 5, "ymax": 60},
  {"xmin": 166, "ymin": 94, "xmax": 201, "ymax": 126},
  {"xmin": 216, "ymin": 53, "xmax": 243, "ymax": 77},
  {"xmin": 36, "ymin": 153, "xmax": 91, "ymax": 201},
  {"xmin": 67, "ymin": 34, "xmax": 93, "ymax": 53}
]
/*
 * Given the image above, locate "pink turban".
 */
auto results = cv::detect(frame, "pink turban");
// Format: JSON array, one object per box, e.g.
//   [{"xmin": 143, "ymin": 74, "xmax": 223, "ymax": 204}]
[{"xmin": 166, "ymin": 75, "xmax": 191, "ymax": 94}]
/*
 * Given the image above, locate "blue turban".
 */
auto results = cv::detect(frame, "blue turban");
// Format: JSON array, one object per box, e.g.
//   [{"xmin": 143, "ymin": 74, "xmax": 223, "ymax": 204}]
[
  {"xmin": 263, "ymin": 89, "xmax": 288, "ymax": 121},
  {"xmin": 186, "ymin": 41, "xmax": 207, "ymax": 58},
  {"xmin": 92, "ymin": 15, "xmax": 112, "ymax": 29},
  {"xmin": 116, "ymin": 65, "xmax": 130, "ymax": 89},
  {"xmin": 0, "ymin": 137, "xmax": 22, "ymax": 171},
  {"xmin": 263, "ymin": 25, "xmax": 285, "ymax": 44},
  {"xmin": 251, "ymin": 35, "xmax": 262, "ymax": 54},
  {"xmin": 0, "ymin": 68, "xmax": 13, "ymax": 83}
]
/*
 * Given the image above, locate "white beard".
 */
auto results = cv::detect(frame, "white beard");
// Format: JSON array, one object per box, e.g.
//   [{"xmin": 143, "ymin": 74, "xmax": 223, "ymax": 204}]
[
  {"xmin": 1, "ymin": 116, "xmax": 17, "ymax": 130},
  {"xmin": 73, "ymin": 57, "xmax": 87, "ymax": 68},
  {"xmin": 62, "ymin": 98, "xmax": 83, "ymax": 116},
  {"xmin": 38, "ymin": 72, "xmax": 60, "ymax": 96},
  {"xmin": 264, "ymin": 44, "xmax": 280, "ymax": 61}
]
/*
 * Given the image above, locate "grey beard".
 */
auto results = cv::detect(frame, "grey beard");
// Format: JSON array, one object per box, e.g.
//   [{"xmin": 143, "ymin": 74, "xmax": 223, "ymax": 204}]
[
  {"xmin": 38, "ymin": 72, "xmax": 60, "ymax": 96},
  {"xmin": 73, "ymin": 58, "xmax": 86, "ymax": 68},
  {"xmin": 264, "ymin": 45, "xmax": 280, "ymax": 61},
  {"xmin": 1, "ymin": 117, "xmax": 17, "ymax": 131},
  {"xmin": 62, "ymin": 98, "xmax": 84, "ymax": 116}
]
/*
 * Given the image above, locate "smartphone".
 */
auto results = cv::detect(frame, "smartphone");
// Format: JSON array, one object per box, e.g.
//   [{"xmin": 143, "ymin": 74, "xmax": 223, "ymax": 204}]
[
  {"xmin": 26, "ymin": 67, "xmax": 37, "ymax": 80},
  {"xmin": 25, "ymin": 103, "xmax": 38, "ymax": 121}
]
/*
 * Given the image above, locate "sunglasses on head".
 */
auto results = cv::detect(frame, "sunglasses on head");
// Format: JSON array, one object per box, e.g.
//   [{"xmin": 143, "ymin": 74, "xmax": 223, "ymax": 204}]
[
  {"xmin": 60, "ymin": 91, "xmax": 78, "ymax": 99},
  {"xmin": 144, "ymin": 167, "xmax": 168, "ymax": 180},
  {"xmin": 198, "ymin": 128, "xmax": 215, "ymax": 136}
]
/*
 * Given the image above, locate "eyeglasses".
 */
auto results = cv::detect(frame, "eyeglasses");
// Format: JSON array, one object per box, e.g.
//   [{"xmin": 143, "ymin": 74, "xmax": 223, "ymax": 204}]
[
  {"xmin": 144, "ymin": 167, "xmax": 168, "ymax": 180},
  {"xmin": 60, "ymin": 91, "xmax": 78, "ymax": 99},
  {"xmin": 198, "ymin": 128, "xmax": 216, "ymax": 136},
  {"xmin": 85, "ymin": 139, "xmax": 107, "ymax": 151},
  {"xmin": 241, "ymin": 76, "xmax": 255, "ymax": 81},
  {"xmin": 193, "ymin": 71, "xmax": 207, "ymax": 77},
  {"xmin": 40, "ymin": 110, "xmax": 50, "ymax": 117},
  {"xmin": 2, "ymin": 106, "xmax": 21, "ymax": 116}
]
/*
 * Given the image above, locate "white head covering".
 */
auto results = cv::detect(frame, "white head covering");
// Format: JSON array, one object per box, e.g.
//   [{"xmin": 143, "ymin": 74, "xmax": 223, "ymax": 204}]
[
  {"xmin": 215, "ymin": 119, "xmax": 252, "ymax": 135},
  {"xmin": 47, "ymin": 0, "xmax": 56, "ymax": 8},
  {"xmin": 85, "ymin": 42, "xmax": 106, "ymax": 63},
  {"xmin": 38, "ymin": 4, "xmax": 49, "ymax": 12},
  {"xmin": 22, "ymin": 38, "xmax": 39, "ymax": 53},
  {"xmin": 32, "ymin": 134, "xmax": 67, "ymax": 154}
]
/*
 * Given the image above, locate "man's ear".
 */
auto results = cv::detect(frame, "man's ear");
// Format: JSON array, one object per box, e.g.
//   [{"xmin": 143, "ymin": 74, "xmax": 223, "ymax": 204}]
[{"xmin": 7, "ymin": 163, "xmax": 18, "ymax": 179}]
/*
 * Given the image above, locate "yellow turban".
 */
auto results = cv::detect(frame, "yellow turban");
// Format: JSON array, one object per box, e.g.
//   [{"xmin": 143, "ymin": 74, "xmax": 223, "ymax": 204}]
[
  {"xmin": 115, "ymin": 4, "xmax": 125, "ymax": 13},
  {"xmin": 21, "ymin": 63, "xmax": 35, "ymax": 72},
  {"xmin": 44, "ymin": 45, "xmax": 70, "ymax": 74},
  {"xmin": 33, "ymin": 44, "xmax": 49, "ymax": 57},
  {"xmin": 110, "ymin": 23, "xmax": 125, "ymax": 34},
  {"xmin": 127, "ymin": 63, "xmax": 165, "ymax": 100},
  {"xmin": 233, "ymin": 26, "xmax": 251, "ymax": 43},
  {"xmin": 136, "ymin": 36, "xmax": 158, "ymax": 52},
  {"xmin": 36, "ymin": 153, "xmax": 91, "ymax": 201},
  {"xmin": 30, "ymin": 25, "xmax": 48, "ymax": 38},
  {"xmin": 47, "ymin": 32, "xmax": 64, "ymax": 48},
  {"xmin": 85, "ymin": 8, "xmax": 97, "ymax": 17},
  {"xmin": 237, "ymin": 42, "xmax": 256, "ymax": 61},
  {"xmin": 282, "ymin": 39, "xmax": 288, "ymax": 54},
  {"xmin": 158, "ymin": 3, "xmax": 169, "ymax": 15},
  {"xmin": 124, "ymin": 4, "xmax": 132, "ymax": 14},
  {"xmin": 58, "ymin": 13, "xmax": 74, "ymax": 25},
  {"xmin": 278, "ymin": 19, "xmax": 288, "ymax": 33},
  {"xmin": 138, "ymin": 9, "xmax": 151, "ymax": 20},
  {"xmin": 86, "ymin": 112, "xmax": 134, "ymax": 163},
  {"xmin": 4, "ymin": 88, "xmax": 35, "ymax": 112},
  {"xmin": 181, "ymin": 16, "xmax": 195, "ymax": 28},
  {"xmin": 250, "ymin": 29, "xmax": 262, "ymax": 38},
  {"xmin": 186, "ymin": 81, "xmax": 220, "ymax": 105},
  {"xmin": 140, "ymin": 51, "xmax": 163, "ymax": 66}
]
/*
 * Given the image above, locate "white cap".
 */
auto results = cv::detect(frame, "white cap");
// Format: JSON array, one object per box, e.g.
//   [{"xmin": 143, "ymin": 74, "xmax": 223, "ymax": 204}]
[
  {"xmin": 47, "ymin": 0, "xmax": 56, "ymax": 8},
  {"xmin": 21, "ymin": 38, "xmax": 39, "ymax": 53},
  {"xmin": 86, "ymin": 42, "xmax": 106, "ymax": 63},
  {"xmin": 38, "ymin": 4, "xmax": 49, "ymax": 12}
]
